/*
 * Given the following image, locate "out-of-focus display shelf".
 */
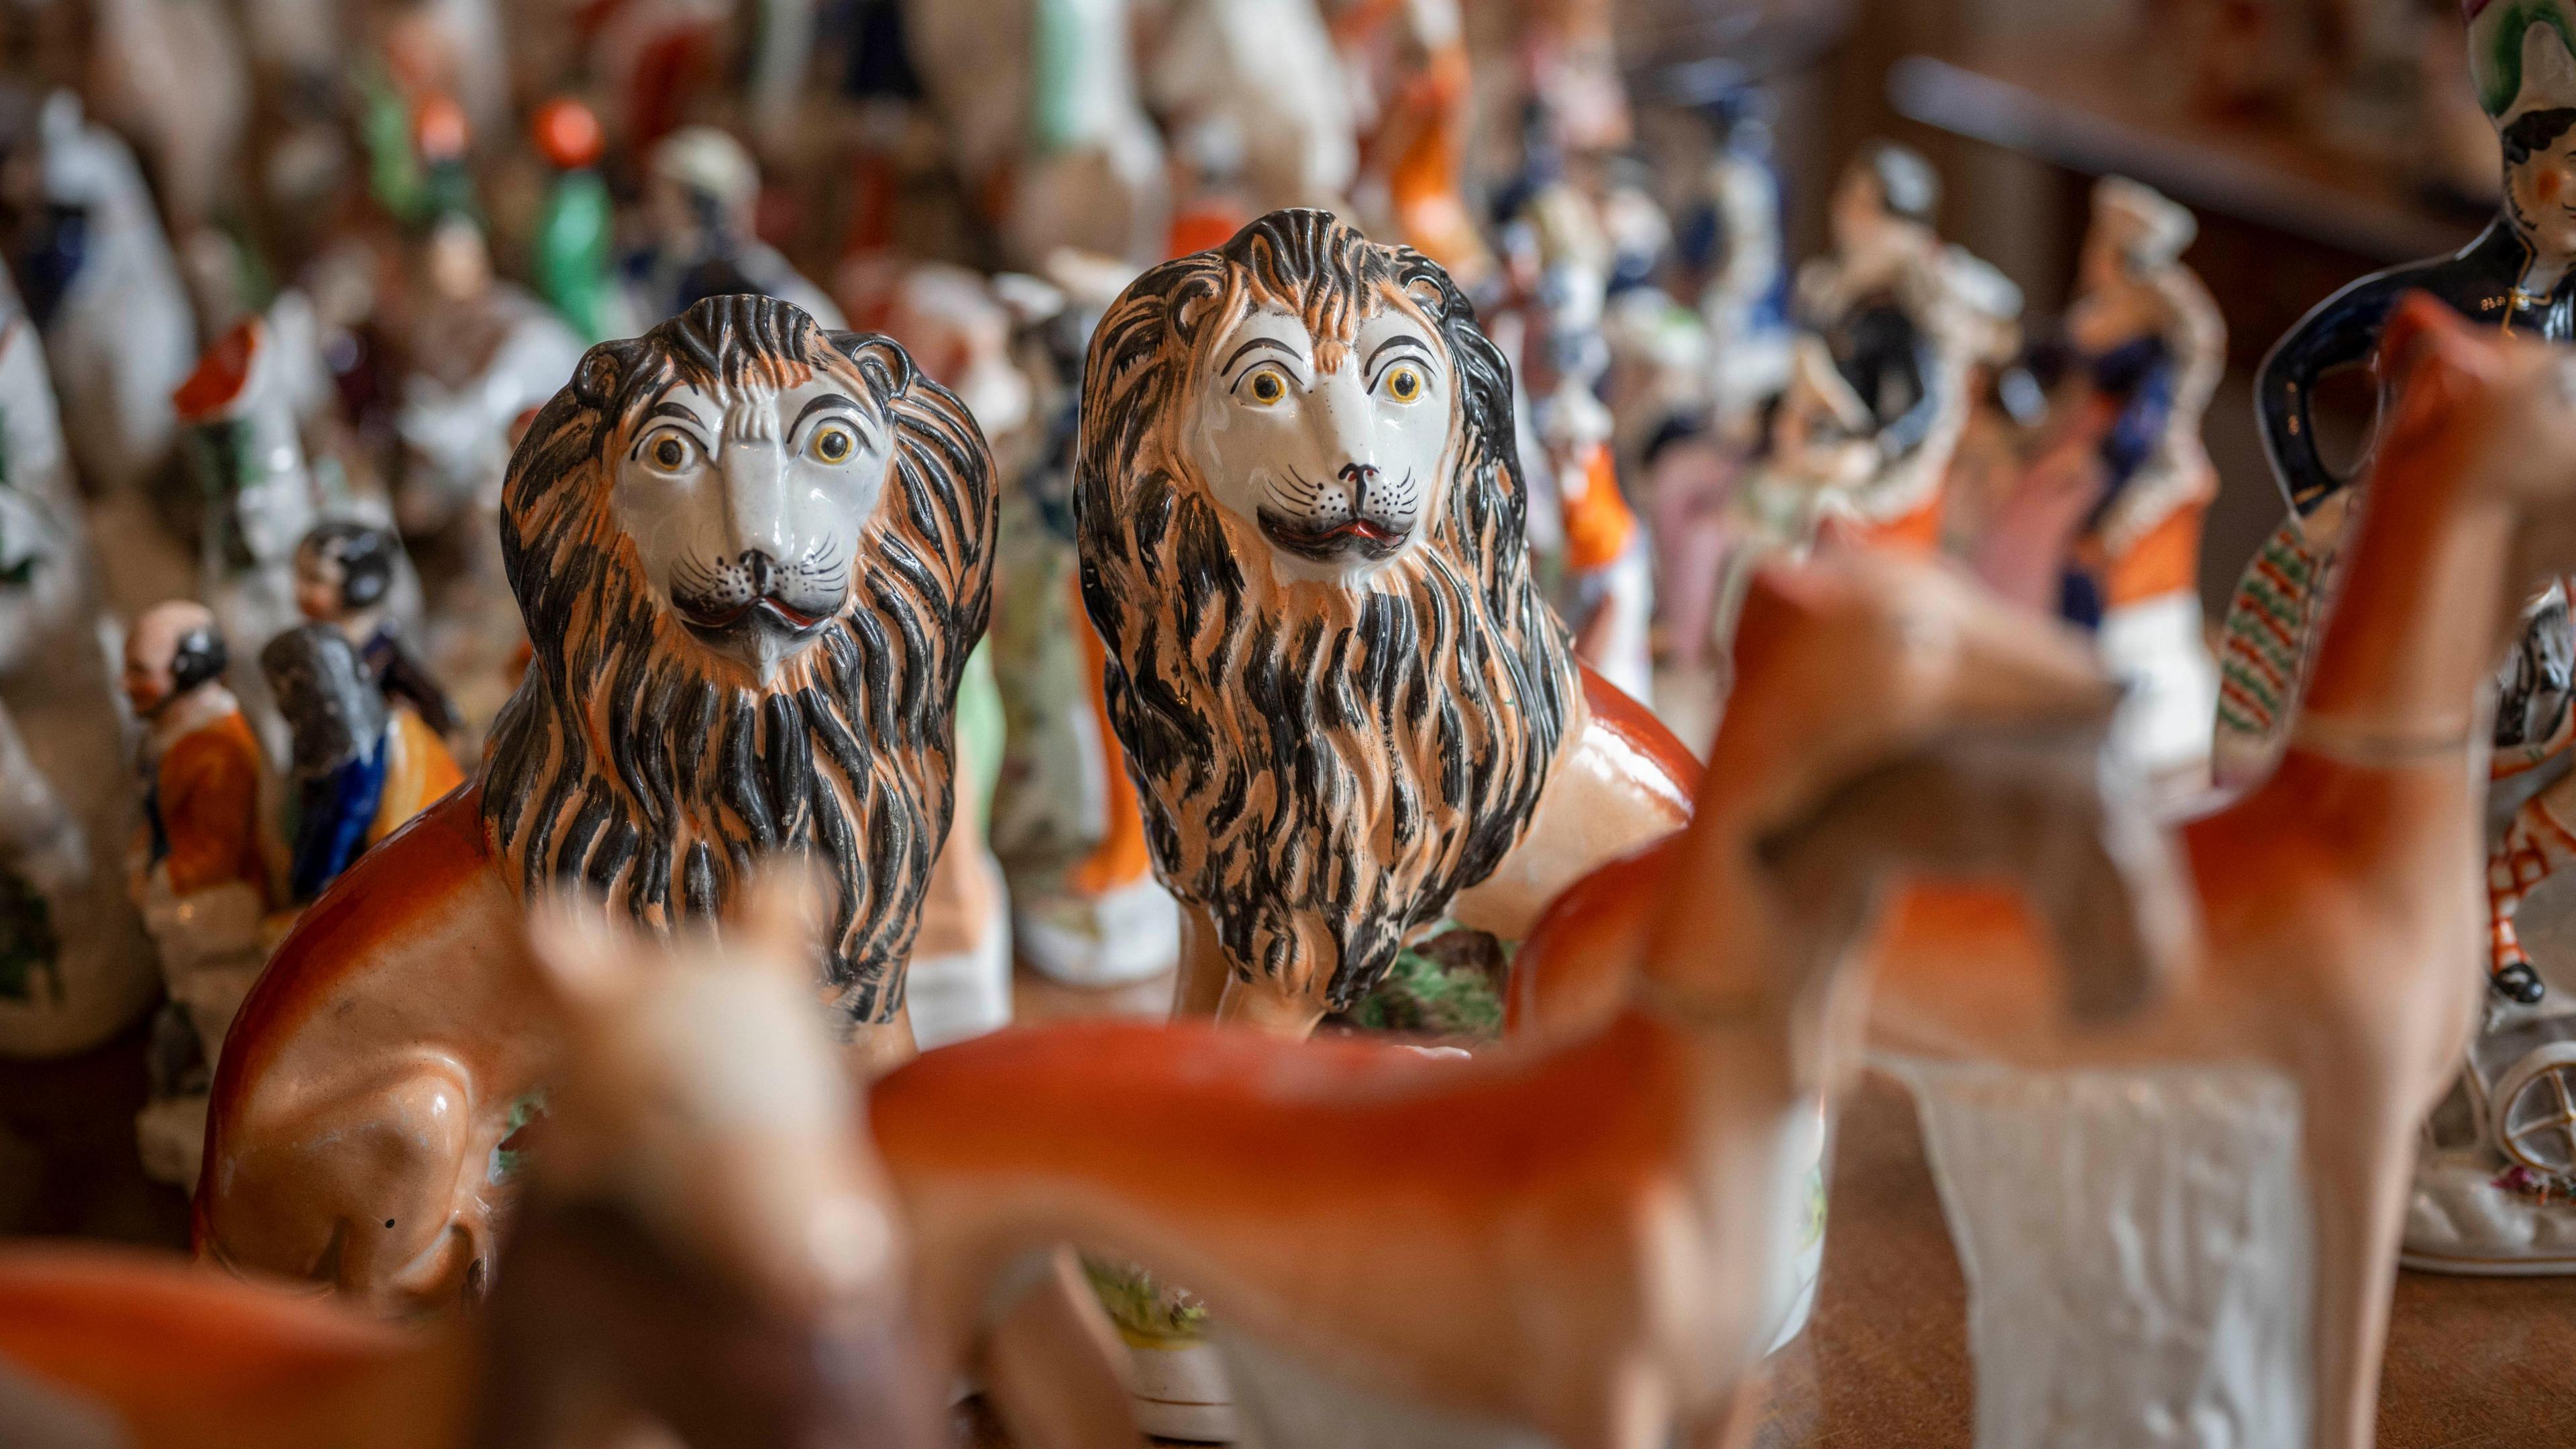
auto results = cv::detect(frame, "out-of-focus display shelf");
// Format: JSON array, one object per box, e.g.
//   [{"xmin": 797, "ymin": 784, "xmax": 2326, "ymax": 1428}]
[{"xmin": 1889, "ymin": 34, "xmax": 2480, "ymax": 264}]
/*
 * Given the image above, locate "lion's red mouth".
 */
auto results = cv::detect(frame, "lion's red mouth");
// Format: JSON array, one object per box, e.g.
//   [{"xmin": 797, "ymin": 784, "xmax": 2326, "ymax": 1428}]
[
  {"xmin": 674, "ymin": 594, "xmax": 833, "ymax": 634},
  {"xmin": 1256, "ymin": 510, "xmax": 1412, "ymax": 563}
]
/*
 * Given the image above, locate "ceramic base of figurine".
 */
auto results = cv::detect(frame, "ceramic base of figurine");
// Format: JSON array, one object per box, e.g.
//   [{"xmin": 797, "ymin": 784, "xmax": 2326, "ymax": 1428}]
[
  {"xmin": 1884, "ymin": 1057, "xmax": 2314, "ymax": 1449},
  {"xmin": 1128, "ymin": 1338, "xmax": 1241, "ymax": 1444},
  {"xmin": 1014, "ymin": 872, "xmax": 1181, "ymax": 988},
  {"xmin": 136, "ymin": 877, "xmax": 266, "ymax": 1186},
  {"xmin": 1215, "ymin": 1330, "xmax": 1548, "ymax": 1449},
  {"xmin": 906, "ymin": 869, "xmax": 1014, "ymax": 1052},
  {"xmin": 2404, "ymin": 936, "xmax": 2576, "ymax": 1273},
  {"xmin": 2404, "ymin": 1155, "xmax": 2576, "ymax": 1273},
  {"xmin": 2098, "ymin": 590, "xmax": 2220, "ymax": 790}
]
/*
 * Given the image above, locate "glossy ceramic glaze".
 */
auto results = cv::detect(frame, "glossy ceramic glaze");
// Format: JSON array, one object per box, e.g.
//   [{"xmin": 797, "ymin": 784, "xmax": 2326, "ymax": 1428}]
[
  {"xmin": 873, "ymin": 550, "xmax": 2185, "ymax": 1449},
  {"xmin": 196, "ymin": 299, "xmax": 996, "ymax": 1307},
  {"xmin": 0, "ymin": 292, "xmax": 154, "ymax": 1061},
  {"xmin": 1073, "ymin": 209, "xmax": 1690, "ymax": 1036},
  {"xmin": 1860, "ymin": 300, "xmax": 2556, "ymax": 1448},
  {"xmin": 3, "ymin": 870, "xmax": 948, "ymax": 1449}
]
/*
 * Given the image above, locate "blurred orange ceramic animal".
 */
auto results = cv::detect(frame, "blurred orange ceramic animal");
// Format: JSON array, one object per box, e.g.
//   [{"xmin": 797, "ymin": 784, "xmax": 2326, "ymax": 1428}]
[
  {"xmin": 195, "ymin": 299, "xmax": 994, "ymax": 1312},
  {"xmin": 873, "ymin": 550, "xmax": 2186, "ymax": 1449},
  {"xmin": 0, "ymin": 869, "xmax": 945, "ymax": 1449},
  {"xmin": 1520, "ymin": 294, "xmax": 2553, "ymax": 1449}
]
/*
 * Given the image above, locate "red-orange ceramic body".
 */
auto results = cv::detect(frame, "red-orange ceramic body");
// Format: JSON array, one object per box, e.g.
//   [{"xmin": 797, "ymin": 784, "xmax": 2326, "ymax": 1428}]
[
  {"xmin": 1, "ymin": 872, "xmax": 949, "ymax": 1449},
  {"xmin": 1521, "ymin": 294, "xmax": 2555, "ymax": 1449},
  {"xmin": 873, "ymin": 552, "xmax": 2186, "ymax": 1449},
  {"xmin": 195, "ymin": 297, "xmax": 996, "ymax": 1312}
]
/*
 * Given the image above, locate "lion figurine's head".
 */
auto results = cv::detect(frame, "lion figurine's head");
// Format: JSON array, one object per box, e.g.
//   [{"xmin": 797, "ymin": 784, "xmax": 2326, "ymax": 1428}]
[
  {"xmin": 484, "ymin": 294, "xmax": 994, "ymax": 1023},
  {"xmin": 1075, "ymin": 209, "xmax": 1576, "ymax": 1009}
]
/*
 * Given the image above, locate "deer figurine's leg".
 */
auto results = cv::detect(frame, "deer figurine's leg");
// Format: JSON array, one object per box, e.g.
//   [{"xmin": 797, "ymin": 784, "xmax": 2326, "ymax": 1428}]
[
  {"xmin": 2298, "ymin": 1061, "xmax": 2418, "ymax": 1449},
  {"xmin": 979, "ymin": 1248, "xmax": 1144, "ymax": 1449},
  {"xmin": 1547, "ymin": 1363, "xmax": 1673, "ymax": 1449},
  {"xmin": 1681, "ymin": 1370, "xmax": 1765, "ymax": 1449}
]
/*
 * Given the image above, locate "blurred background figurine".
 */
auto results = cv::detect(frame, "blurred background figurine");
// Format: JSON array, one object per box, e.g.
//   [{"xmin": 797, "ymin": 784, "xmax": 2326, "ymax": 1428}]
[
  {"xmin": 3, "ymin": 92, "xmax": 199, "ymax": 610},
  {"xmin": 1146, "ymin": 0, "xmax": 1356, "ymax": 217},
  {"xmin": 121, "ymin": 602, "xmax": 265, "ymax": 1185},
  {"xmin": 902, "ymin": 0, "xmax": 1171, "ymax": 268},
  {"xmin": 170, "ymin": 315, "xmax": 321, "ymax": 754},
  {"xmin": 1790, "ymin": 140, "xmax": 2022, "ymax": 554},
  {"xmin": 0, "ymin": 263, "xmax": 156, "ymax": 1065},
  {"xmin": 1975, "ymin": 177, "xmax": 2222, "ymax": 791},
  {"xmin": 1338, "ymin": 0, "xmax": 1491, "ymax": 290},
  {"xmin": 292, "ymin": 520, "xmax": 455, "ymax": 741},
  {"xmin": 622, "ymin": 124, "xmax": 847, "ymax": 333},
  {"xmin": 1538, "ymin": 382, "xmax": 1654, "ymax": 702},
  {"xmin": 260, "ymin": 621, "xmax": 458, "ymax": 910},
  {"xmin": 527, "ymin": 97, "xmax": 615, "ymax": 343}
]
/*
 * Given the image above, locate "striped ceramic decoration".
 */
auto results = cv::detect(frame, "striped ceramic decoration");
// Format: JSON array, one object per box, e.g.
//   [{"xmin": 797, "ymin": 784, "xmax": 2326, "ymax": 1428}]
[{"xmin": 2212, "ymin": 517, "xmax": 2330, "ymax": 790}]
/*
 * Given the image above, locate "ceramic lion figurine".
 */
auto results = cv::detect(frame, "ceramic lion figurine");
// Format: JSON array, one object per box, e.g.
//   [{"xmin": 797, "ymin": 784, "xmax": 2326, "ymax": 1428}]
[
  {"xmin": 1074, "ymin": 208, "xmax": 1693, "ymax": 1034},
  {"xmin": 196, "ymin": 295, "xmax": 996, "ymax": 1311}
]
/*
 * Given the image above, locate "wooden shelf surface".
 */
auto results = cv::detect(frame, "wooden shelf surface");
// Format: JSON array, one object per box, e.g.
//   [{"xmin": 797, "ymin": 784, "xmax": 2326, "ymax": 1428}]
[{"xmin": 1888, "ymin": 34, "xmax": 2483, "ymax": 264}]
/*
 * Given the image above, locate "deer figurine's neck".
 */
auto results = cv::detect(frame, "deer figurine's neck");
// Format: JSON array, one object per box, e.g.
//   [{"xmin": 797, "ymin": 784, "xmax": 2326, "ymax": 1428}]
[
  {"xmin": 2296, "ymin": 409, "xmax": 2514, "ymax": 753},
  {"xmin": 1643, "ymin": 672, "xmax": 1861, "ymax": 1005}
]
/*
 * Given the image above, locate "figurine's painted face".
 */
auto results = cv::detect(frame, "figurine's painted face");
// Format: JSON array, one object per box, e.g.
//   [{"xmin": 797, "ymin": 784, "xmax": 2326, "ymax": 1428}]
[
  {"xmin": 1187, "ymin": 301, "xmax": 1451, "ymax": 582},
  {"xmin": 2508, "ymin": 121, "xmax": 2576, "ymax": 260},
  {"xmin": 292, "ymin": 545, "xmax": 343, "ymax": 625},
  {"xmin": 611, "ymin": 376, "xmax": 894, "ymax": 682},
  {"xmin": 1828, "ymin": 168, "xmax": 1885, "ymax": 256},
  {"xmin": 121, "ymin": 602, "xmax": 219, "ymax": 720}
]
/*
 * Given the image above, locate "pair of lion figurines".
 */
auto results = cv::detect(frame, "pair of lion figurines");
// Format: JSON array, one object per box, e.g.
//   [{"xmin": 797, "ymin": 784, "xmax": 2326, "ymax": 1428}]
[{"xmin": 194, "ymin": 209, "xmax": 1695, "ymax": 1309}]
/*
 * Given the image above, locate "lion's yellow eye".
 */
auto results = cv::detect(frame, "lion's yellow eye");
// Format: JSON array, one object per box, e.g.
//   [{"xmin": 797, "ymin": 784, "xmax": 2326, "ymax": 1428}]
[
  {"xmin": 811, "ymin": 425, "xmax": 857, "ymax": 464},
  {"xmin": 1385, "ymin": 365, "xmax": 1424, "ymax": 402},
  {"xmin": 1246, "ymin": 370, "xmax": 1287, "ymax": 406},
  {"xmin": 649, "ymin": 434, "xmax": 691, "ymax": 470}
]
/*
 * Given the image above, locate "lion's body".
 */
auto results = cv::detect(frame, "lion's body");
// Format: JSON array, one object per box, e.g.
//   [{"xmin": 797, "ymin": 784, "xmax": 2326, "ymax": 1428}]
[
  {"xmin": 1074, "ymin": 210, "xmax": 1690, "ymax": 1027},
  {"xmin": 197, "ymin": 299, "xmax": 996, "ymax": 1308}
]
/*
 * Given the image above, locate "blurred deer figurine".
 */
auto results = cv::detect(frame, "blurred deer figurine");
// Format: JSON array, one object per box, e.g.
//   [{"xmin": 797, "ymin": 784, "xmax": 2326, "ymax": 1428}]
[
  {"xmin": 1522, "ymin": 294, "xmax": 2559, "ymax": 1449},
  {"xmin": 0, "ymin": 869, "xmax": 945, "ymax": 1449},
  {"xmin": 871, "ymin": 551, "xmax": 2190, "ymax": 1449}
]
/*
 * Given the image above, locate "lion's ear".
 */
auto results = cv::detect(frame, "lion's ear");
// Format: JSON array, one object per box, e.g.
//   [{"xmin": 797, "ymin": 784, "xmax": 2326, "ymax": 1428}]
[
  {"xmin": 1165, "ymin": 274, "xmax": 1226, "ymax": 348},
  {"xmin": 825, "ymin": 331, "xmax": 913, "ymax": 395},
  {"xmin": 572, "ymin": 343, "xmax": 629, "ymax": 409},
  {"xmin": 1401, "ymin": 274, "xmax": 1446, "ymax": 318}
]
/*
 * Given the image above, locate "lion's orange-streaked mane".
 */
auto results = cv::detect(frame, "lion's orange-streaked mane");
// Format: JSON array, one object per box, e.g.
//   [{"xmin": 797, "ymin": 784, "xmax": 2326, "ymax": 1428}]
[
  {"xmin": 1075, "ymin": 209, "xmax": 1576, "ymax": 1008},
  {"xmin": 484, "ymin": 295, "xmax": 994, "ymax": 1022}
]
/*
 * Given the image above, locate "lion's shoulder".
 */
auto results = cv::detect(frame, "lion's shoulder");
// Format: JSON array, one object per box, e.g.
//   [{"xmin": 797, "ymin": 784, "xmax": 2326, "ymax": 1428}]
[{"xmin": 210, "ymin": 786, "xmax": 501, "ymax": 1097}]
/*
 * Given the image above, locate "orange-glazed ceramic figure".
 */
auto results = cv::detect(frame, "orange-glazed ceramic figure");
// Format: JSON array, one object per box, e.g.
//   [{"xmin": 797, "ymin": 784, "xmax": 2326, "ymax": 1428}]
[
  {"xmin": 1521, "ymin": 295, "xmax": 2557, "ymax": 1449},
  {"xmin": 871, "ymin": 551, "xmax": 2188, "ymax": 1449},
  {"xmin": 1073, "ymin": 209, "xmax": 1693, "ymax": 1036},
  {"xmin": 0, "ymin": 871, "xmax": 951, "ymax": 1449},
  {"xmin": 123, "ymin": 602, "xmax": 270, "ymax": 1186},
  {"xmin": 1338, "ymin": 0, "xmax": 1493, "ymax": 291},
  {"xmin": 195, "ymin": 298, "xmax": 996, "ymax": 1311}
]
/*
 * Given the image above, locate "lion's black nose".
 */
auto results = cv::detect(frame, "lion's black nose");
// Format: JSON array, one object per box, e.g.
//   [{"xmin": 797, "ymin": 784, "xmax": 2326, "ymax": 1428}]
[
  {"xmin": 1338, "ymin": 462, "xmax": 1377, "ymax": 507},
  {"xmin": 740, "ymin": 550, "xmax": 776, "ymax": 594}
]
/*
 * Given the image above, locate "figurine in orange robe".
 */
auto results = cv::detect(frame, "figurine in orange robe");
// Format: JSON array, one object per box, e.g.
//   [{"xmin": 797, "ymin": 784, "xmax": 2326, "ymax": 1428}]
[
  {"xmin": 125, "ymin": 604, "xmax": 268, "ymax": 960},
  {"xmin": 124, "ymin": 601, "xmax": 271, "ymax": 1186}
]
